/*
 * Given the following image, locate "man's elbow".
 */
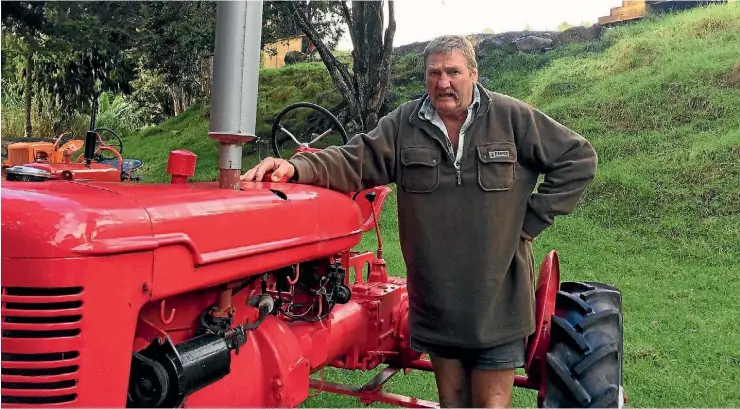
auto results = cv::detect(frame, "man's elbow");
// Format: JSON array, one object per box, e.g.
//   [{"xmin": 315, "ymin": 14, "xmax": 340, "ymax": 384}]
[{"xmin": 583, "ymin": 139, "xmax": 598, "ymax": 183}]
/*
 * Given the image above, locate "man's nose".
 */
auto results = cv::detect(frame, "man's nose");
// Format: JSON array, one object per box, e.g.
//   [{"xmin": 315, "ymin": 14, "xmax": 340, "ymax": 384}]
[{"xmin": 437, "ymin": 75, "xmax": 451, "ymax": 89}]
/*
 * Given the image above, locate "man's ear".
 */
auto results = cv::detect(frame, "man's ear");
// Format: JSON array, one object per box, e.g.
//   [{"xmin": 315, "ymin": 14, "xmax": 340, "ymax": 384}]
[{"xmin": 471, "ymin": 69, "xmax": 479, "ymax": 83}]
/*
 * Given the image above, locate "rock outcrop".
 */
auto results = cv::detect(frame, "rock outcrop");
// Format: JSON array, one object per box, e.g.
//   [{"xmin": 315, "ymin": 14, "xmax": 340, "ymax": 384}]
[{"xmin": 391, "ymin": 24, "xmax": 604, "ymax": 60}]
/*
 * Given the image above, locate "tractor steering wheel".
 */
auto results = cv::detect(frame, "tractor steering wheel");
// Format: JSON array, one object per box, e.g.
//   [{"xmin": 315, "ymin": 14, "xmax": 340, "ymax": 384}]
[
  {"xmin": 270, "ymin": 102, "xmax": 348, "ymax": 159},
  {"xmin": 93, "ymin": 127, "xmax": 124, "ymax": 160},
  {"xmin": 75, "ymin": 145, "xmax": 123, "ymax": 173}
]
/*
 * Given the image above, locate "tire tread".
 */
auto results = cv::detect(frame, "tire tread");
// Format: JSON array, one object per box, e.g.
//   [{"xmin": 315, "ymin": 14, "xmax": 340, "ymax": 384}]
[{"xmin": 543, "ymin": 282, "xmax": 624, "ymax": 408}]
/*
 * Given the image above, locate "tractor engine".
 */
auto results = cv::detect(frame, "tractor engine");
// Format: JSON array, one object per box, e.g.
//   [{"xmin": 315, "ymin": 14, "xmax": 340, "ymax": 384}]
[{"xmin": 0, "ymin": 159, "xmax": 421, "ymax": 407}]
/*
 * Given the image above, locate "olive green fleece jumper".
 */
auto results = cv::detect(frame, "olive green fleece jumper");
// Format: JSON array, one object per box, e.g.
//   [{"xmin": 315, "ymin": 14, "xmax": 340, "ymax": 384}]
[{"xmin": 289, "ymin": 84, "xmax": 597, "ymax": 348}]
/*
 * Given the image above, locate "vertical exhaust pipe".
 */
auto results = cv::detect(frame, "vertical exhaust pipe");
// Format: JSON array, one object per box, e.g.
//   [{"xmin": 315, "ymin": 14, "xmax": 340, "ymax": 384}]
[{"xmin": 209, "ymin": 1, "xmax": 263, "ymax": 189}]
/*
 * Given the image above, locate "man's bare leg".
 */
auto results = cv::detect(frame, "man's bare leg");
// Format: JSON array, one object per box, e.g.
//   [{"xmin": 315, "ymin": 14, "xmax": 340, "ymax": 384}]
[
  {"xmin": 430, "ymin": 355, "xmax": 472, "ymax": 407},
  {"xmin": 470, "ymin": 368, "xmax": 516, "ymax": 408}
]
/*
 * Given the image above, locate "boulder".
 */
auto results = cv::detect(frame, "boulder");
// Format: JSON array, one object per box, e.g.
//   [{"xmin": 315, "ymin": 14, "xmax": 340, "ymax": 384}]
[
  {"xmin": 514, "ymin": 35, "xmax": 553, "ymax": 52},
  {"xmin": 476, "ymin": 38, "xmax": 518, "ymax": 56},
  {"xmin": 554, "ymin": 24, "xmax": 604, "ymax": 45},
  {"xmin": 284, "ymin": 50, "xmax": 308, "ymax": 65}
]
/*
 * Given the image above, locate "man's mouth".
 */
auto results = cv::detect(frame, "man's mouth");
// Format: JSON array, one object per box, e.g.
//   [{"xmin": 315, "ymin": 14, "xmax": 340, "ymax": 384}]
[{"xmin": 437, "ymin": 92, "xmax": 457, "ymax": 101}]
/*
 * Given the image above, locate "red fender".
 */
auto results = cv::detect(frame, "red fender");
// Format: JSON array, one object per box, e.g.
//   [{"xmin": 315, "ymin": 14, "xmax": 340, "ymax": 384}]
[{"xmin": 525, "ymin": 250, "xmax": 561, "ymax": 383}]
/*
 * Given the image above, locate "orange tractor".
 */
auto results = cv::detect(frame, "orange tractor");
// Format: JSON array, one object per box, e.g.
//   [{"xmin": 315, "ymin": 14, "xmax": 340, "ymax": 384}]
[{"xmin": 2, "ymin": 127, "xmax": 142, "ymax": 183}]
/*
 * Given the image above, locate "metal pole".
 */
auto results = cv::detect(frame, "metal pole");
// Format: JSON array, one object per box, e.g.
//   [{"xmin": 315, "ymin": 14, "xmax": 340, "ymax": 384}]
[{"xmin": 209, "ymin": 0, "xmax": 263, "ymax": 189}]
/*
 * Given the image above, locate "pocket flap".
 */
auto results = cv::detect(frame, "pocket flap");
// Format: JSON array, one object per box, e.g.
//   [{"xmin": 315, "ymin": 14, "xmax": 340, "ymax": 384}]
[
  {"xmin": 477, "ymin": 142, "xmax": 516, "ymax": 163},
  {"xmin": 401, "ymin": 146, "xmax": 440, "ymax": 166}
]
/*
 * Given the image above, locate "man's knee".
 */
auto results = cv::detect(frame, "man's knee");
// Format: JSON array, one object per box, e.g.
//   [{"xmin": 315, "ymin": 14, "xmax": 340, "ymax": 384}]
[
  {"xmin": 468, "ymin": 338, "xmax": 526, "ymax": 407},
  {"xmin": 471, "ymin": 368, "xmax": 516, "ymax": 408},
  {"xmin": 429, "ymin": 355, "xmax": 472, "ymax": 407}
]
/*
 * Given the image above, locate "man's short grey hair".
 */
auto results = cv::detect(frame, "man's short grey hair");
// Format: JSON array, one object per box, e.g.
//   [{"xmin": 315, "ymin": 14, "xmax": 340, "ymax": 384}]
[{"xmin": 423, "ymin": 35, "xmax": 478, "ymax": 72}]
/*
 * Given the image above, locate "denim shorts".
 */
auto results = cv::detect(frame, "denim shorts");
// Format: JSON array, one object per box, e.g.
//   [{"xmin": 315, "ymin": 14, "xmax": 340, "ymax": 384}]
[{"xmin": 411, "ymin": 337, "xmax": 526, "ymax": 371}]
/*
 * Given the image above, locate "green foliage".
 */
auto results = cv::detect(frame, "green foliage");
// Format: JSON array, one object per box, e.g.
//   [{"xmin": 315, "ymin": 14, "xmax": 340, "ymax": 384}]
[
  {"xmin": 95, "ymin": 92, "xmax": 148, "ymax": 137},
  {"xmin": 1, "ymin": 1, "xmax": 140, "ymax": 135},
  {"xmin": 135, "ymin": 1, "xmax": 215, "ymax": 107},
  {"xmin": 262, "ymin": 2, "xmax": 345, "ymax": 51},
  {"xmin": 1, "ymin": 33, "xmax": 28, "ymax": 106},
  {"xmin": 391, "ymin": 52, "xmax": 425, "ymax": 86},
  {"xmin": 128, "ymin": 65, "xmax": 171, "ymax": 126},
  {"xmin": 1, "ymin": 104, "xmax": 88, "ymax": 138},
  {"xmin": 1, "ymin": 1, "xmax": 48, "ymax": 38}
]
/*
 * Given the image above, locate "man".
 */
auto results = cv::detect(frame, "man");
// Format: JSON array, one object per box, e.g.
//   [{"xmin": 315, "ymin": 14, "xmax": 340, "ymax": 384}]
[{"xmin": 242, "ymin": 35, "xmax": 597, "ymax": 408}]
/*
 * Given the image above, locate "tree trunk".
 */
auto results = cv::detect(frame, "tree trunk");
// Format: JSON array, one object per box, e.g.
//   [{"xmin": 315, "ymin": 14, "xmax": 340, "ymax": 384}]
[
  {"xmin": 24, "ymin": 48, "xmax": 34, "ymax": 137},
  {"xmin": 169, "ymin": 87, "xmax": 179, "ymax": 117},
  {"xmin": 288, "ymin": 1, "xmax": 395, "ymax": 133},
  {"xmin": 288, "ymin": 2, "xmax": 359, "ymax": 124},
  {"xmin": 168, "ymin": 86, "xmax": 186, "ymax": 116},
  {"xmin": 202, "ymin": 55, "xmax": 213, "ymax": 101},
  {"xmin": 346, "ymin": 1, "xmax": 395, "ymax": 131}
]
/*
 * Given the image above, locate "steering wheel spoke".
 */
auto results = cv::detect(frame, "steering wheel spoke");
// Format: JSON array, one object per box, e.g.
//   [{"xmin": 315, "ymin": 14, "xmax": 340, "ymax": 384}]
[
  {"xmin": 271, "ymin": 102, "xmax": 349, "ymax": 158},
  {"xmin": 309, "ymin": 128, "xmax": 335, "ymax": 145},
  {"xmin": 93, "ymin": 127, "xmax": 124, "ymax": 160},
  {"xmin": 278, "ymin": 125, "xmax": 304, "ymax": 146}
]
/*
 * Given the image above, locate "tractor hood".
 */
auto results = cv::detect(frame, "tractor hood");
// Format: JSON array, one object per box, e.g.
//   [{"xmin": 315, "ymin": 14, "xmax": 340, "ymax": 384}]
[{"xmin": 1, "ymin": 181, "xmax": 364, "ymax": 261}]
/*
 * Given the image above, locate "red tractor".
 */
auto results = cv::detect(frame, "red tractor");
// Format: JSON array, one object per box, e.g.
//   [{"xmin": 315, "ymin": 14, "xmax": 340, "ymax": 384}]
[{"xmin": 0, "ymin": 3, "xmax": 624, "ymax": 408}]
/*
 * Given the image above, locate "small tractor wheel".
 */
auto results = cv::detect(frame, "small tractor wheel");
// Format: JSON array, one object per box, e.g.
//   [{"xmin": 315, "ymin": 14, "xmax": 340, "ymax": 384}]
[{"xmin": 543, "ymin": 281, "xmax": 624, "ymax": 408}]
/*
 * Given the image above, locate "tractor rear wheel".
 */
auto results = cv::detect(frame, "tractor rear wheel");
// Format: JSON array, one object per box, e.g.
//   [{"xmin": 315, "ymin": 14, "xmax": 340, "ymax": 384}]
[{"xmin": 543, "ymin": 281, "xmax": 624, "ymax": 408}]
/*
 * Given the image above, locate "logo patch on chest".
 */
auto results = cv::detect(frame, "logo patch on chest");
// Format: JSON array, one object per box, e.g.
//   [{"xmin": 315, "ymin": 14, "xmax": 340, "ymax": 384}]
[{"xmin": 489, "ymin": 150, "xmax": 510, "ymax": 159}]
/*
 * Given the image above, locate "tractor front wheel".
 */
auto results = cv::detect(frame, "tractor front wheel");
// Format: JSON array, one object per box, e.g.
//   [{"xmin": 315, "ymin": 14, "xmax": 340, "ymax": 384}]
[{"xmin": 543, "ymin": 281, "xmax": 624, "ymax": 408}]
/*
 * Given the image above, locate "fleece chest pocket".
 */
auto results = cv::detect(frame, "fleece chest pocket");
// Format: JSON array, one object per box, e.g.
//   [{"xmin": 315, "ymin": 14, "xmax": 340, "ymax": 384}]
[
  {"xmin": 477, "ymin": 142, "xmax": 517, "ymax": 191},
  {"xmin": 400, "ymin": 146, "xmax": 440, "ymax": 193}
]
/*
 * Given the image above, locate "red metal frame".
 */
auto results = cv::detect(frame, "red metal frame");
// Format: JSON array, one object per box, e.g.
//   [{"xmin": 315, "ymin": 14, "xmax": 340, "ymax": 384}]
[{"xmin": 1, "ymin": 149, "xmax": 562, "ymax": 408}]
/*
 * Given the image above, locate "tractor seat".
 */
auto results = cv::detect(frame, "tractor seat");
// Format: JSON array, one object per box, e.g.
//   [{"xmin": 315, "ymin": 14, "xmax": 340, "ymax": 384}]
[
  {"xmin": 98, "ymin": 158, "xmax": 144, "ymax": 173},
  {"xmin": 351, "ymin": 185, "xmax": 391, "ymax": 233}
]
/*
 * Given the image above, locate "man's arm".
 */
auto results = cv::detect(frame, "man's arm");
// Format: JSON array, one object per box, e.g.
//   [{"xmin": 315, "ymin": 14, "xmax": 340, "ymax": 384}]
[
  {"xmin": 288, "ymin": 107, "xmax": 400, "ymax": 193},
  {"xmin": 517, "ymin": 106, "xmax": 598, "ymax": 238}
]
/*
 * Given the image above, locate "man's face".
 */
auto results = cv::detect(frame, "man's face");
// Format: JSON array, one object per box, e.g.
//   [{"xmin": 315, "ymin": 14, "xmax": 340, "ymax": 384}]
[{"xmin": 425, "ymin": 49, "xmax": 478, "ymax": 118}]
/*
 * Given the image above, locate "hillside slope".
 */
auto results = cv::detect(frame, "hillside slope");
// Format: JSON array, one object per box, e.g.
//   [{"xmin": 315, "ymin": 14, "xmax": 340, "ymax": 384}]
[{"xmin": 124, "ymin": 4, "xmax": 739, "ymax": 407}]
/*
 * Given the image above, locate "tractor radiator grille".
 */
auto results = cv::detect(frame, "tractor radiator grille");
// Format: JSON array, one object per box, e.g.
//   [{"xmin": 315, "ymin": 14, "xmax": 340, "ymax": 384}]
[
  {"xmin": 1, "ymin": 286, "xmax": 83, "ymax": 405},
  {"xmin": 8, "ymin": 148, "xmax": 31, "ymax": 166}
]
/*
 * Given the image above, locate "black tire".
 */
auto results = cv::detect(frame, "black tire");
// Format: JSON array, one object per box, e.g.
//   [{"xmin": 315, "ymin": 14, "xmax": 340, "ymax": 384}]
[
  {"xmin": 544, "ymin": 281, "xmax": 624, "ymax": 408},
  {"xmin": 270, "ymin": 102, "xmax": 348, "ymax": 158}
]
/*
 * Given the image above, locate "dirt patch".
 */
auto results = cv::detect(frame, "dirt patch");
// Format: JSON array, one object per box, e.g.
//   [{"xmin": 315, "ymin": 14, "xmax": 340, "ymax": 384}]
[
  {"xmin": 611, "ymin": 39, "xmax": 660, "ymax": 73},
  {"xmin": 689, "ymin": 15, "xmax": 730, "ymax": 38}
]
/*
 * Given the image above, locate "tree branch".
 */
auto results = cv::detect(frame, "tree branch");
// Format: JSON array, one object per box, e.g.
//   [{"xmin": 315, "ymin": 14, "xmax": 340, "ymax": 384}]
[
  {"xmin": 382, "ymin": 1, "xmax": 396, "ymax": 67},
  {"xmin": 287, "ymin": 1, "xmax": 359, "ymax": 122},
  {"xmin": 375, "ymin": 0, "xmax": 395, "ymax": 113},
  {"xmin": 340, "ymin": 2, "xmax": 356, "ymax": 51}
]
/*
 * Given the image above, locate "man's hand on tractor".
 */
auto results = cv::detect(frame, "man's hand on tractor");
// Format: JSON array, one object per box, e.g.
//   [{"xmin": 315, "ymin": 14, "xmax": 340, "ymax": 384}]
[{"xmin": 241, "ymin": 157, "xmax": 295, "ymax": 182}]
